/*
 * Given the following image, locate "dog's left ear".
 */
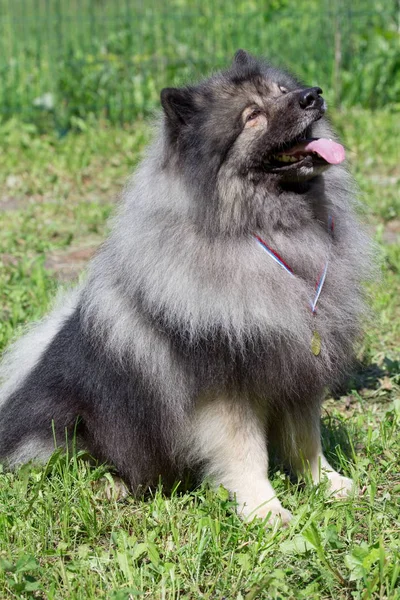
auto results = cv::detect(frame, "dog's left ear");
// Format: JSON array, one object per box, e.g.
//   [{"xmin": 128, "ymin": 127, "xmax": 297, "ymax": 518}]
[
  {"xmin": 233, "ymin": 49, "xmax": 254, "ymax": 67},
  {"xmin": 161, "ymin": 87, "xmax": 196, "ymax": 137}
]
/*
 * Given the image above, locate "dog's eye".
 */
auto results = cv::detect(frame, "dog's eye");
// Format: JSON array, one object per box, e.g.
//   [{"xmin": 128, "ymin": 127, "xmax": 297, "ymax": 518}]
[
  {"xmin": 243, "ymin": 107, "xmax": 267, "ymax": 128},
  {"xmin": 279, "ymin": 85, "xmax": 288, "ymax": 94},
  {"xmin": 246, "ymin": 109, "xmax": 262, "ymax": 122}
]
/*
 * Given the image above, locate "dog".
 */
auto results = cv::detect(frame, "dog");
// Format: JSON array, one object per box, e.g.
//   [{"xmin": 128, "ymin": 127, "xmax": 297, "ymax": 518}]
[{"xmin": 0, "ymin": 50, "xmax": 371, "ymax": 524}]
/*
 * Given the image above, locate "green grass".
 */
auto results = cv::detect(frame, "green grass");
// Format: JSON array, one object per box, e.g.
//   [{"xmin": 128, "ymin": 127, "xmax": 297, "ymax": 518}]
[
  {"xmin": 0, "ymin": 0, "xmax": 398, "ymax": 128},
  {"xmin": 0, "ymin": 108, "xmax": 399, "ymax": 599}
]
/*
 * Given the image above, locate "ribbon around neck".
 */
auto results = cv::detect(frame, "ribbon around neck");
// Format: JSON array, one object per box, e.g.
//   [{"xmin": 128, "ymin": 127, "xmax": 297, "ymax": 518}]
[{"xmin": 253, "ymin": 217, "xmax": 334, "ymax": 315}]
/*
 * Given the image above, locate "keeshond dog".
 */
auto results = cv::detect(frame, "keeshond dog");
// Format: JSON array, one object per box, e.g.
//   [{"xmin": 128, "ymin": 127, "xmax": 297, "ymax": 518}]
[{"xmin": 0, "ymin": 50, "xmax": 371, "ymax": 524}]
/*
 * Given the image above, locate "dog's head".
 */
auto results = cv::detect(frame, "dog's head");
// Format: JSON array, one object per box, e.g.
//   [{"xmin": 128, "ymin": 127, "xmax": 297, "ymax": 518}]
[{"xmin": 160, "ymin": 50, "xmax": 345, "ymax": 234}]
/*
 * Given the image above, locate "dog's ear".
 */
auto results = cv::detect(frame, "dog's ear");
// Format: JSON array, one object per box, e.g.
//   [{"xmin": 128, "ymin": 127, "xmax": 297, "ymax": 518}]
[
  {"xmin": 161, "ymin": 87, "xmax": 196, "ymax": 136},
  {"xmin": 233, "ymin": 49, "xmax": 253, "ymax": 67}
]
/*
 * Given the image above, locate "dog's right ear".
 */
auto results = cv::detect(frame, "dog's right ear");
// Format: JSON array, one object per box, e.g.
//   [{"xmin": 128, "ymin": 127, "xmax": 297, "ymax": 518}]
[{"xmin": 161, "ymin": 87, "xmax": 196, "ymax": 136}]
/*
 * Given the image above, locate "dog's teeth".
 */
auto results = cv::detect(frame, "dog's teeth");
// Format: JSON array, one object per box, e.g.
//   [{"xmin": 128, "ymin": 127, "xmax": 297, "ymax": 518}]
[
  {"xmin": 270, "ymin": 153, "xmax": 303, "ymax": 164},
  {"xmin": 272, "ymin": 154, "xmax": 299, "ymax": 163}
]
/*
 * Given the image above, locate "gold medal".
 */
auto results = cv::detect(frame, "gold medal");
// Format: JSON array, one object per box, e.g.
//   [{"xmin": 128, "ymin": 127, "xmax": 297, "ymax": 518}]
[{"xmin": 311, "ymin": 330, "xmax": 321, "ymax": 356}]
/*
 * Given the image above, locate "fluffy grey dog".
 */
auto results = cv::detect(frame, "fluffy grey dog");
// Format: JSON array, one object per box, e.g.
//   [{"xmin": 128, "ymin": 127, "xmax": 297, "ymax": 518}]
[{"xmin": 0, "ymin": 50, "xmax": 370, "ymax": 524}]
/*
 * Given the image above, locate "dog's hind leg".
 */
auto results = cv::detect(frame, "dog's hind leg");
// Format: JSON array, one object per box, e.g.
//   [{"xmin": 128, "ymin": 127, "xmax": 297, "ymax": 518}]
[
  {"xmin": 188, "ymin": 394, "xmax": 292, "ymax": 526},
  {"xmin": 270, "ymin": 405, "xmax": 354, "ymax": 498}
]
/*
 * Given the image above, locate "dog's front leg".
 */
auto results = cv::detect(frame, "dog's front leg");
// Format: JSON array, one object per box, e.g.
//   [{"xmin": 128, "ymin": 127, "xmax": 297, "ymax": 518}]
[
  {"xmin": 272, "ymin": 407, "xmax": 354, "ymax": 498},
  {"xmin": 189, "ymin": 395, "xmax": 292, "ymax": 525}
]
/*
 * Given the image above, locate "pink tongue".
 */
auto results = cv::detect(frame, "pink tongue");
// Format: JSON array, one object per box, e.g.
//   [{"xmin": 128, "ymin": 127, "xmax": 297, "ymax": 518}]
[{"xmin": 288, "ymin": 138, "xmax": 345, "ymax": 164}]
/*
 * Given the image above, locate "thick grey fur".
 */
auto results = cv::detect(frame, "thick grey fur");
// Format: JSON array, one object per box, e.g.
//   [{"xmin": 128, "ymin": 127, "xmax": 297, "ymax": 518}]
[{"xmin": 0, "ymin": 51, "xmax": 372, "ymax": 506}]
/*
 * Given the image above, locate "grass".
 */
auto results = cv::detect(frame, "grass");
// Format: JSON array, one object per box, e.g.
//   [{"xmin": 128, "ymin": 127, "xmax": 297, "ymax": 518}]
[
  {"xmin": 0, "ymin": 0, "xmax": 398, "ymax": 128},
  {"xmin": 0, "ymin": 108, "xmax": 399, "ymax": 599}
]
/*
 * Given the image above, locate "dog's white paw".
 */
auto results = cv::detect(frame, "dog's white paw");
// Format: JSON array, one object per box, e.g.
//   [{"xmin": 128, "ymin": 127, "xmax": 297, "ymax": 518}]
[
  {"xmin": 262, "ymin": 505, "xmax": 293, "ymax": 527},
  {"xmin": 326, "ymin": 471, "xmax": 354, "ymax": 498},
  {"xmin": 240, "ymin": 500, "xmax": 293, "ymax": 527}
]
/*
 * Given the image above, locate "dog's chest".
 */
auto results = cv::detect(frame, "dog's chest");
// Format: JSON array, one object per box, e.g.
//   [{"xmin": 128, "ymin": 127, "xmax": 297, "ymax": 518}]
[{"xmin": 211, "ymin": 231, "xmax": 337, "ymax": 328}]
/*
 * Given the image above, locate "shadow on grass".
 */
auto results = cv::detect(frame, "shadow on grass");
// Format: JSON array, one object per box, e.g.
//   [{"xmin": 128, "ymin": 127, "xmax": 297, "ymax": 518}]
[
  {"xmin": 321, "ymin": 414, "xmax": 354, "ymax": 472},
  {"xmin": 332, "ymin": 356, "xmax": 399, "ymax": 399}
]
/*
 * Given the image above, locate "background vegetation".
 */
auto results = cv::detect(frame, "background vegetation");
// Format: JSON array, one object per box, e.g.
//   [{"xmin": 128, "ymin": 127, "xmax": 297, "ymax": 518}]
[
  {"xmin": 0, "ymin": 0, "xmax": 399, "ymax": 131},
  {"xmin": 0, "ymin": 0, "xmax": 399, "ymax": 598}
]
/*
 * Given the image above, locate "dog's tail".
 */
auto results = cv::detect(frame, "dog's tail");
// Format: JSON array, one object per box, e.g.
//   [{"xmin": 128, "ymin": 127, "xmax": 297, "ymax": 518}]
[{"xmin": 0, "ymin": 288, "xmax": 81, "ymax": 467}]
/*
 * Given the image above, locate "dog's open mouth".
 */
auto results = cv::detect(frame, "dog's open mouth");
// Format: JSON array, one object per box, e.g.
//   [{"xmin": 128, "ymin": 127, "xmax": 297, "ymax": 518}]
[{"xmin": 265, "ymin": 138, "xmax": 345, "ymax": 175}]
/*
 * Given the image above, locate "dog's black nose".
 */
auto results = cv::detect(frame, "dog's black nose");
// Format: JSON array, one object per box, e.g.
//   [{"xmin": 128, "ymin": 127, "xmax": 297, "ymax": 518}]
[{"xmin": 299, "ymin": 87, "xmax": 323, "ymax": 109}]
